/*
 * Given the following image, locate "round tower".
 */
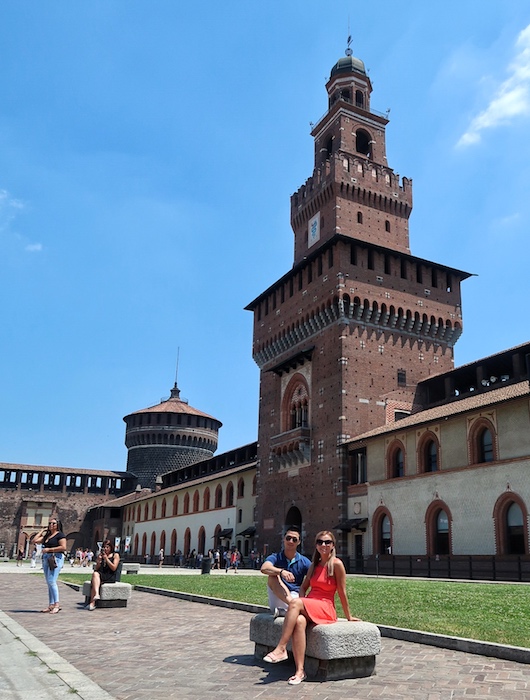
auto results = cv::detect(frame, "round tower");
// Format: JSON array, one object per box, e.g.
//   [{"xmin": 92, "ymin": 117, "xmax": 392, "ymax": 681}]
[{"xmin": 123, "ymin": 383, "xmax": 222, "ymax": 489}]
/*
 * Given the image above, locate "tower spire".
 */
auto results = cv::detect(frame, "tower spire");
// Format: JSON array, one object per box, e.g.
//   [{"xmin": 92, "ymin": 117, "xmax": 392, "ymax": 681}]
[{"xmin": 171, "ymin": 347, "xmax": 181, "ymax": 399}]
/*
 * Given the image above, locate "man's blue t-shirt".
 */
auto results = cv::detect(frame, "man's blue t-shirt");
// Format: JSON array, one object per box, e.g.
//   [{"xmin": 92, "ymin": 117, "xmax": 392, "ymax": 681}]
[{"xmin": 265, "ymin": 551, "xmax": 311, "ymax": 592}]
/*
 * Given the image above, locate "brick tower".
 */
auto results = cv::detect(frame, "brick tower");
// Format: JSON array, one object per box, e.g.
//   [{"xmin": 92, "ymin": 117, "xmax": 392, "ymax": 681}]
[
  {"xmin": 123, "ymin": 383, "xmax": 222, "ymax": 490},
  {"xmin": 246, "ymin": 49, "xmax": 471, "ymax": 554}
]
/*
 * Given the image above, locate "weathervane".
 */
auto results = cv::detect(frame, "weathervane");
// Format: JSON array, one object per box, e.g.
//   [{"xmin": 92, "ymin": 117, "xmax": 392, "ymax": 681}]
[{"xmin": 346, "ymin": 18, "xmax": 352, "ymax": 56}]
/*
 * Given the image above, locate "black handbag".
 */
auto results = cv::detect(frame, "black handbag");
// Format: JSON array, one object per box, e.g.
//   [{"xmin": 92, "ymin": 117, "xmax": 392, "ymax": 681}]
[{"xmin": 48, "ymin": 554, "xmax": 57, "ymax": 570}]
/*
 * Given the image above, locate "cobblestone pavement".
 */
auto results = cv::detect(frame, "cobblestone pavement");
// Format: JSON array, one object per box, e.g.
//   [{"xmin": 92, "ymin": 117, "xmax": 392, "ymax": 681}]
[{"xmin": 2, "ymin": 573, "xmax": 530, "ymax": 699}]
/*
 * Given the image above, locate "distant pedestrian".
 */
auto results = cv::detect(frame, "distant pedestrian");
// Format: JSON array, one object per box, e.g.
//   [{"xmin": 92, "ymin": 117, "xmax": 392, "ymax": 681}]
[
  {"xmin": 30, "ymin": 547, "xmax": 37, "ymax": 569},
  {"xmin": 16, "ymin": 548, "xmax": 24, "ymax": 566},
  {"xmin": 230, "ymin": 548, "xmax": 241, "ymax": 573},
  {"xmin": 213, "ymin": 549, "xmax": 220, "ymax": 569},
  {"xmin": 158, "ymin": 548, "xmax": 164, "ymax": 568}
]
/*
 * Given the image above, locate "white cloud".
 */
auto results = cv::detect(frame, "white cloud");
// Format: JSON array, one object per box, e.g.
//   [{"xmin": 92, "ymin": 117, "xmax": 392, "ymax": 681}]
[
  {"xmin": 0, "ymin": 188, "xmax": 25, "ymax": 232},
  {"xmin": 25, "ymin": 243, "xmax": 43, "ymax": 253},
  {"xmin": 457, "ymin": 23, "xmax": 530, "ymax": 147}
]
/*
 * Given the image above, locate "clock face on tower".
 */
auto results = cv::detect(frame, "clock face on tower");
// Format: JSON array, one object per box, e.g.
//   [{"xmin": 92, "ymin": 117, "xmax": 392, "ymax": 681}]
[{"xmin": 308, "ymin": 211, "xmax": 320, "ymax": 248}]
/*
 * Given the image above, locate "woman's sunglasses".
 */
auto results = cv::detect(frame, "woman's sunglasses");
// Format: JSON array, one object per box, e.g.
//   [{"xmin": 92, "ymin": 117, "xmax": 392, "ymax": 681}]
[{"xmin": 316, "ymin": 539, "xmax": 333, "ymax": 546}]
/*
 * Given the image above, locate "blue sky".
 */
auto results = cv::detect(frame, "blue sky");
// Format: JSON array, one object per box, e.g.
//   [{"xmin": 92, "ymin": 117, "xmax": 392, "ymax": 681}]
[{"xmin": 1, "ymin": 1, "xmax": 530, "ymax": 472}]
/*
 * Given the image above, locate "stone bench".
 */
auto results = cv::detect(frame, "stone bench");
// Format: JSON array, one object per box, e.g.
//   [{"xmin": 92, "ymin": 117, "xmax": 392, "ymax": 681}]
[
  {"xmin": 82, "ymin": 581, "xmax": 132, "ymax": 608},
  {"xmin": 249, "ymin": 613, "xmax": 381, "ymax": 681},
  {"xmin": 122, "ymin": 563, "xmax": 141, "ymax": 574}
]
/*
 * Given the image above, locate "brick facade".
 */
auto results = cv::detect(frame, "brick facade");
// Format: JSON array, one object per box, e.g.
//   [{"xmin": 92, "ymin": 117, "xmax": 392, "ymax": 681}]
[
  {"xmin": 247, "ymin": 52, "xmax": 470, "ymax": 556},
  {"xmin": 0, "ymin": 463, "xmax": 134, "ymax": 557},
  {"xmin": 123, "ymin": 383, "xmax": 222, "ymax": 490}
]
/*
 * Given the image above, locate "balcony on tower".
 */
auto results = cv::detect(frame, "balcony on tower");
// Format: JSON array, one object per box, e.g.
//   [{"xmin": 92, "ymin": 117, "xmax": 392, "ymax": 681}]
[{"xmin": 270, "ymin": 425, "xmax": 311, "ymax": 470}]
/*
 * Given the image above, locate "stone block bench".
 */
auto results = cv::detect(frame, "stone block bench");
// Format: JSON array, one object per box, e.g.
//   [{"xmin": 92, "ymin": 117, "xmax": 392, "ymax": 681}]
[
  {"xmin": 82, "ymin": 581, "xmax": 132, "ymax": 608},
  {"xmin": 122, "ymin": 563, "xmax": 141, "ymax": 574},
  {"xmin": 249, "ymin": 613, "xmax": 381, "ymax": 681}
]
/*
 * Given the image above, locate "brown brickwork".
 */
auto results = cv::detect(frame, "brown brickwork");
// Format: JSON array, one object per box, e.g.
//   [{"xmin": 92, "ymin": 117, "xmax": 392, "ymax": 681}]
[
  {"xmin": 0, "ymin": 464, "xmax": 134, "ymax": 558},
  {"xmin": 247, "ymin": 52, "xmax": 471, "ymax": 556}
]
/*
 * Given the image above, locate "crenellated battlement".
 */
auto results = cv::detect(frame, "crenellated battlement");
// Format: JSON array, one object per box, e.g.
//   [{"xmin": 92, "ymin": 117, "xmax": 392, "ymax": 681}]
[{"xmin": 291, "ymin": 153, "xmax": 412, "ymax": 213}]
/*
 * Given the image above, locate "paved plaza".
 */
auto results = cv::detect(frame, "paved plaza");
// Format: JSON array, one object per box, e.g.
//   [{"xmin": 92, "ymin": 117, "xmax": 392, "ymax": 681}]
[{"xmin": 1, "ymin": 568, "xmax": 530, "ymax": 699}]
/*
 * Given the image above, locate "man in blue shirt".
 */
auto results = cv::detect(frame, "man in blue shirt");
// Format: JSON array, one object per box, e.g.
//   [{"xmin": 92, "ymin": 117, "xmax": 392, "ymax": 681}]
[{"xmin": 261, "ymin": 528, "xmax": 311, "ymax": 616}]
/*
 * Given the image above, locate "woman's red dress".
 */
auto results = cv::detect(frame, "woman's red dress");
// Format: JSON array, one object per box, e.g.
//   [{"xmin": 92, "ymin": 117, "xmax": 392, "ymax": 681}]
[{"xmin": 302, "ymin": 564, "xmax": 338, "ymax": 624}]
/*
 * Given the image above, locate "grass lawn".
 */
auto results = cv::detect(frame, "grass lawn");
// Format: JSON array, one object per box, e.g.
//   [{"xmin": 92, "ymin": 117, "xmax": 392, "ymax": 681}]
[{"xmin": 58, "ymin": 572, "xmax": 530, "ymax": 648}]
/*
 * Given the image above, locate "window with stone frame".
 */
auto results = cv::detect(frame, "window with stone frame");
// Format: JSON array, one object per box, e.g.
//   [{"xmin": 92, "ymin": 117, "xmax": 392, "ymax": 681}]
[{"xmin": 282, "ymin": 376, "xmax": 310, "ymax": 433}]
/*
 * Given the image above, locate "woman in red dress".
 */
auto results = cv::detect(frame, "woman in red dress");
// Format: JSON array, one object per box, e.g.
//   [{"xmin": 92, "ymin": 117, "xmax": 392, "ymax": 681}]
[{"xmin": 263, "ymin": 530, "xmax": 360, "ymax": 685}]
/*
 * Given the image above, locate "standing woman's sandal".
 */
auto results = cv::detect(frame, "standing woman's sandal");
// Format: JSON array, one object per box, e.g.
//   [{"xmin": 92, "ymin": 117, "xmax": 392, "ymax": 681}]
[
  {"xmin": 40, "ymin": 605, "xmax": 52, "ymax": 613},
  {"xmin": 49, "ymin": 604, "xmax": 61, "ymax": 614}
]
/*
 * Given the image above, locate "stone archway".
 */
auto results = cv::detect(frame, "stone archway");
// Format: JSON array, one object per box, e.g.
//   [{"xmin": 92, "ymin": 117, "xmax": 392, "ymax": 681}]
[{"xmin": 285, "ymin": 505, "xmax": 302, "ymax": 533}]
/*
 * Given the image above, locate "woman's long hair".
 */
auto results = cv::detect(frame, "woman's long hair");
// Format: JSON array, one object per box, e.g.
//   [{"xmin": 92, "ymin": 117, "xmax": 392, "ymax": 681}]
[
  {"xmin": 311, "ymin": 530, "xmax": 337, "ymax": 578},
  {"xmin": 46, "ymin": 517, "xmax": 63, "ymax": 539}
]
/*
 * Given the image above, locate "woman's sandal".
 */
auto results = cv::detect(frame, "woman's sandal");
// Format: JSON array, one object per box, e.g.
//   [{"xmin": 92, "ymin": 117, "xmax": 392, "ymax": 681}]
[
  {"xmin": 288, "ymin": 673, "xmax": 306, "ymax": 685},
  {"xmin": 40, "ymin": 606, "xmax": 52, "ymax": 613},
  {"xmin": 49, "ymin": 605, "xmax": 61, "ymax": 614},
  {"xmin": 263, "ymin": 651, "xmax": 288, "ymax": 664}
]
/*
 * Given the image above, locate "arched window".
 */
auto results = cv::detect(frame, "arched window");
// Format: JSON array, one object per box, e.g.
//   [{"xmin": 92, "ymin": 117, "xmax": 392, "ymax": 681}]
[
  {"xmin": 494, "ymin": 493, "xmax": 528, "ymax": 555},
  {"xmin": 134, "ymin": 533, "xmax": 139, "ymax": 555},
  {"xmin": 215, "ymin": 485, "xmax": 223, "ymax": 508},
  {"xmin": 137, "ymin": 505, "xmax": 141, "ymax": 522},
  {"xmin": 435, "ymin": 511, "xmax": 449, "ymax": 554},
  {"xmin": 152, "ymin": 502, "xmax": 157, "ymax": 520},
  {"xmin": 183, "ymin": 493, "xmax": 190, "ymax": 514},
  {"xmin": 237, "ymin": 478, "xmax": 245, "ymax": 498},
  {"xmin": 356, "ymin": 129, "xmax": 371, "ymax": 157},
  {"xmin": 426, "ymin": 501, "xmax": 452, "ymax": 555},
  {"xmin": 355, "ymin": 89, "xmax": 364, "ymax": 108},
  {"xmin": 381, "ymin": 516, "xmax": 391, "ymax": 554},
  {"xmin": 184, "ymin": 528, "xmax": 191, "ymax": 556},
  {"xmin": 141, "ymin": 533, "xmax": 147, "ymax": 557},
  {"xmin": 226, "ymin": 482, "xmax": 234, "ymax": 507},
  {"xmin": 506, "ymin": 503, "xmax": 525, "ymax": 554},
  {"xmin": 144, "ymin": 504, "xmax": 148, "ymax": 521},
  {"xmin": 357, "ymin": 211, "xmax": 363, "ymax": 224},
  {"xmin": 203, "ymin": 487, "xmax": 210, "ymax": 511},
  {"xmin": 198, "ymin": 526, "xmax": 206, "ymax": 555},
  {"xmin": 418, "ymin": 433, "xmax": 439, "ymax": 473},
  {"xmin": 426, "ymin": 441, "xmax": 438, "ymax": 472},
  {"xmin": 469, "ymin": 418, "xmax": 497, "ymax": 464},
  {"xmin": 172, "ymin": 495, "xmax": 178, "ymax": 516},
  {"xmin": 160, "ymin": 530, "xmax": 166, "ymax": 554},
  {"xmin": 193, "ymin": 490, "xmax": 200, "ymax": 513},
  {"xmin": 387, "ymin": 441, "xmax": 405, "ymax": 479},
  {"xmin": 385, "ymin": 220, "xmax": 391, "ymax": 232},
  {"xmin": 161, "ymin": 498, "xmax": 167, "ymax": 518},
  {"xmin": 171, "ymin": 529, "xmax": 177, "ymax": 556},
  {"xmin": 281, "ymin": 374, "xmax": 310, "ymax": 433},
  {"xmin": 150, "ymin": 532, "xmax": 156, "ymax": 556},
  {"xmin": 372, "ymin": 507, "xmax": 392, "ymax": 555},
  {"xmin": 394, "ymin": 449, "xmax": 404, "ymax": 478},
  {"xmin": 479, "ymin": 428, "xmax": 493, "ymax": 463}
]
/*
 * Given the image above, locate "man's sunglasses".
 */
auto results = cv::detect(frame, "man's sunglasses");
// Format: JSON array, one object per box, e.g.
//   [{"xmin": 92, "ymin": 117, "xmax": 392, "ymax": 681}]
[
  {"xmin": 285, "ymin": 535, "xmax": 299, "ymax": 542},
  {"xmin": 316, "ymin": 539, "xmax": 333, "ymax": 546}
]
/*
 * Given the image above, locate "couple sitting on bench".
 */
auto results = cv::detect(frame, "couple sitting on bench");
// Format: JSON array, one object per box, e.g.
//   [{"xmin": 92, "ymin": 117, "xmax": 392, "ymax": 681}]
[{"xmin": 260, "ymin": 527, "xmax": 360, "ymax": 685}]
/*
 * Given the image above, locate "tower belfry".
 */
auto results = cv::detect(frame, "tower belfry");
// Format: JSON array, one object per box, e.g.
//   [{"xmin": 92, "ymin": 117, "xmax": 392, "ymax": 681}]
[
  {"xmin": 247, "ymin": 49, "xmax": 471, "ymax": 553},
  {"xmin": 292, "ymin": 48, "xmax": 411, "ymax": 264}
]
